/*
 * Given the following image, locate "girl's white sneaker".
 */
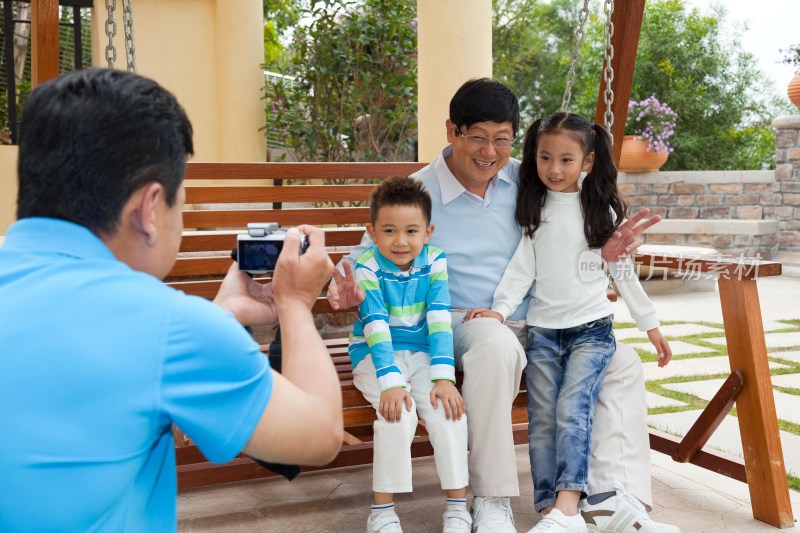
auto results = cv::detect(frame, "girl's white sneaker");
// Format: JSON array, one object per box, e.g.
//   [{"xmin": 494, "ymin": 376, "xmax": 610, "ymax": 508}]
[{"xmin": 527, "ymin": 508, "xmax": 588, "ymax": 533}]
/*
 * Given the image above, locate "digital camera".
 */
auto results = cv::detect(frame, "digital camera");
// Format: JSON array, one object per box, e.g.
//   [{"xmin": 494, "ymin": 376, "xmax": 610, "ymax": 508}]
[{"xmin": 233, "ymin": 223, "xmax": 308, "ymax": 274}]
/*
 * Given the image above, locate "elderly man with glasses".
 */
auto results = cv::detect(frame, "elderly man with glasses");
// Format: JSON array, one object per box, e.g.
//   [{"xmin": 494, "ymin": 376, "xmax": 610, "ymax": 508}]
[{"xmin": 329, "ymin": 78, "xmax": 678, "ymax": 533}]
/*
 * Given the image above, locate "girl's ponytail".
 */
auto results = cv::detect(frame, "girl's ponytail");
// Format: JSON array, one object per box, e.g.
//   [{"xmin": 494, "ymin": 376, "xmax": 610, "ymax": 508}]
[{"xmin": 580, "ymin": 124, "xmax": 627, "ymax": 248}]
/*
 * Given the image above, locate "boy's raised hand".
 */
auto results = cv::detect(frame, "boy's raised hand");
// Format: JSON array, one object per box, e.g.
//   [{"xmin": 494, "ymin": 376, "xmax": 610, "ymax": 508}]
[
  {"xmin": 648, "ymin": 328, "xmax": 673, "ymax": 368},
  {"xmin": 463, "ymin": 308, "xmax": 504, "ymax": 322},
  {"xmin": 430, "ymin": 380, "xmax": 465, "ymax": 421},
  {"xmin": 379, "ymin": 386, "xmax": 412, "ymax": 422},
  {"xmin": 327, "ymin": 261, "xmax": 366, "ymax": 310}
]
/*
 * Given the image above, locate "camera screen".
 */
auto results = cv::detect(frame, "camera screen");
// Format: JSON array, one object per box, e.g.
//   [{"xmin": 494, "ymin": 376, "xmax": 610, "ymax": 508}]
[{"xmin": 238, "ymin": 239, "xmax": 283, "ymax": 272}]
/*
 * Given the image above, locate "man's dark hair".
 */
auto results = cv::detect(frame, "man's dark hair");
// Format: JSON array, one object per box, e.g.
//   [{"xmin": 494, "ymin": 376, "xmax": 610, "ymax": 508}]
[
  {"xmin": 369, "ymin": 176, "xmax": 432, "ymax": 225},
  {"xmin": 449, "ymin": 78, "xmax": 520, "ymax": 136},
  {"xmin": 16, "ymin": 68, "xmax": 194, "ymax": 236}
]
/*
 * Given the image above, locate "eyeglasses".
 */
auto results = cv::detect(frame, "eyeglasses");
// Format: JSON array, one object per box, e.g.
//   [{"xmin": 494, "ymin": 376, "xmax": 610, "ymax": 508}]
[{"xmin": 454, "ymin": 126, "xmax": 515, "ymax": 149}]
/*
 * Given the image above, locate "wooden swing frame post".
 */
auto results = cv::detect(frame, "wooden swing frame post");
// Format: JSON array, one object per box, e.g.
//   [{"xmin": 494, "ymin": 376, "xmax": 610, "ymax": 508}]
[{"xmin": 30, "ymin": 0, "xmax": 59, "ymax": 86}]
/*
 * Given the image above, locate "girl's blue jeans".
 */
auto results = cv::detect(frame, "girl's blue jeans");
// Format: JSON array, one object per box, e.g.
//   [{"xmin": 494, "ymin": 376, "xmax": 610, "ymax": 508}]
[{"xmin": 525, "ymin": 315, "xmax": 616, "ymax": 512}]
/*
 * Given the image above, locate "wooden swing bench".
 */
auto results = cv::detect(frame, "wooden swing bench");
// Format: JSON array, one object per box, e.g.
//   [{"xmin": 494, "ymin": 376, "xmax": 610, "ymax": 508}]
[{"xmin": 168, "ymin": 161, "xmax": 792, "ymax": 528}]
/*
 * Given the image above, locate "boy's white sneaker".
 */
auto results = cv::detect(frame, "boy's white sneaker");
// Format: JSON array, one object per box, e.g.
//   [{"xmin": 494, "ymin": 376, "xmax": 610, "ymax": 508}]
[
  {"xmin": 471, "ymin": 496, "xmax": 517, "ymax": 532},
  {"xmin": 367, "ymin": 510, "xmax": 403, "ymax": 533},
  {"xmin": 526, "ymin": 509, "xmax": 587, "ymax": 533},
  {"xmin": 580, "ymin": 483, "xmax": 681, "ymax": 533},
  {"xmin": 442, "ymin": 506, "xmax": 473, "ymax": 533}
]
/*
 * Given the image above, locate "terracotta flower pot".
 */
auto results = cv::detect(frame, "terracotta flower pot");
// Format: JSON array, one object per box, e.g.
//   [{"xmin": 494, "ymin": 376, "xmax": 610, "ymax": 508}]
[
  {"xmin": 788, "ymin": 73, "xmax": 800, "ymax": 110},
  {"xmin": 618, "ymin": 135, "xmax": 669, "ymax": 173}
]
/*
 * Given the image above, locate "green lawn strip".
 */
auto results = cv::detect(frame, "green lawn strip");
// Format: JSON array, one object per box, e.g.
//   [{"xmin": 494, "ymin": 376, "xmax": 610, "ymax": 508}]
[
  {"xmin": 777, "ymin": 418, "xmax": 800, "ymax": 436},
  {"xmin": 647, "ymin": 369, "xmax": 800, "ymax": 432},
  {"xmin": 788, "ymin": 474, "xmax": 800, "ymax": 493},
  {"xmin": 774, "ymin": 386, "xmax": 800, "ymax": 397},
  {"xmin": 627, "ymin": 331, "xmax": 728, "ymax": 363},
  {"xmin": 769, "ymin": 364, "xmax": 800, "ymax": 376},
  {"xmin": 645, "ymin": 373, "xmax": 730, "ymax": 415},
  {"xmin": 614, "ymin": 320, "xmax": 694, "ymax": 331},
  {"xmin": 621, "ymin": 326, "xmax": 734, "ymax": 362},
  {"xmin": 770, "ymin": 348, "xmax": 800, "ymax": 362},
  {"xmin": 779, "ymin": 319, "xmax": 800, "ymax": 328}
]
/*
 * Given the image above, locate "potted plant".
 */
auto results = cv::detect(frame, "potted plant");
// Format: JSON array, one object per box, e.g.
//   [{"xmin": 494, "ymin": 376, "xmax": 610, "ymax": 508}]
[
  {"xmin": 619, "ymin": 96, "xmax": 677, "ymax": 172},
  {"xmin": 780, "ymin": 43, "xmax": 800, "ymax": 109}
]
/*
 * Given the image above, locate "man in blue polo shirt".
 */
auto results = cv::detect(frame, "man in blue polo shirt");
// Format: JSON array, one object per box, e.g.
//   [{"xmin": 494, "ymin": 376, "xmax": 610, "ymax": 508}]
[{"xmin": 0, "ymin": 69, "xmax": 343, "ymax": 532}]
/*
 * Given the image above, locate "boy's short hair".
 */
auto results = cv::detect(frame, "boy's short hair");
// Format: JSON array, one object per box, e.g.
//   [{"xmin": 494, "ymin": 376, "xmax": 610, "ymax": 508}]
[{"xmin": 369, "ymin": 176, "xmax": 432, "ymax": 225}]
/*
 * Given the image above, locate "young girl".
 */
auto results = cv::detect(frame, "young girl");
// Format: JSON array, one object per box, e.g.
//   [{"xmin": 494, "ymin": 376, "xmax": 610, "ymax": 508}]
[{"xmin": 465, "ymin": 112, "xmax": 672, "ymax": 533}]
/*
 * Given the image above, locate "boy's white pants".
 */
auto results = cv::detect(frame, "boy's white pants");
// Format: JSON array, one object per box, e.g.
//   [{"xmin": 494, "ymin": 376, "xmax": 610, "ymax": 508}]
[{"xmin": 352, "ymin": 350, "xmax": 469, "ymax": 494}]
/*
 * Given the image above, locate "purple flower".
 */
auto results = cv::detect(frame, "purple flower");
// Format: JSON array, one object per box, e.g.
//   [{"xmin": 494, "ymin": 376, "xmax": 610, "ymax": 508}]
[{"xmin": 626, "ymin": 96, "xmax": 677, "ymax": 153}]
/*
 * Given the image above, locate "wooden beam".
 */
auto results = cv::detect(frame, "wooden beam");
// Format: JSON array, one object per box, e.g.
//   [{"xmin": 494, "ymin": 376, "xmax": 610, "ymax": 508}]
[
  {"xmin": 649, "ymin": 429, "xmax": 747, "ymax": 482},
  {"xmin": 593, "ymin": 0, "xmax": 646, "ymax": 164},
  {"xmin": 30, "ymin": 0, "xmax": 60, "ymax": 86},
  {"xmin": 718, "ymin": 276, "xmax": 794, "ymax": 528},
  {"xmin": 673, "ymin": 371, "xmax": 743, "ymax": 463}
]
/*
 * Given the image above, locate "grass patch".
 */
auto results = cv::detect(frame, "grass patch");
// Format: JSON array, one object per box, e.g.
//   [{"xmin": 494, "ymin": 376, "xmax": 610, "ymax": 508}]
[
  {"xmin": 774, "ymin": 386, "xmax": 800, "ymax": 396},
  {"xmin": 777, "ymin": 419, "xmax": 800, "ymax": 435}
]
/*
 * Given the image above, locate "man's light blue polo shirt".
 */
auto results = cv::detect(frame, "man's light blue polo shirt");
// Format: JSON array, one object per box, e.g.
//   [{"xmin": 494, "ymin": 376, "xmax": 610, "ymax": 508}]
[{"xmin": 0, "ymin": 218, "xmax": 272, "ymax": 532}]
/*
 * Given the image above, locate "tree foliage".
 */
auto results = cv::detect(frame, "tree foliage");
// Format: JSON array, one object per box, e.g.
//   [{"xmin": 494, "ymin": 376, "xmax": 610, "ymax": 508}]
[
  {"xmin": 493, "ymin": 0, "xmax": 790, "ymax": 170},
  {"xmin": 263, "ymin": 0, "xmax": 305, "ymax": 69},
  {"xmin": 493, "ymin": 0, "xmax": 586, "ymax": 127},
  {"xmin": 265, "ymin": 0, "xmax": 417, "ymax": 162}
]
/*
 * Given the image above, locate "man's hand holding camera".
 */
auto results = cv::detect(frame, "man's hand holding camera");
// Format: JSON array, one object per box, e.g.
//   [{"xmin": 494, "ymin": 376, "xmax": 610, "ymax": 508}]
[
  {"xmin": 213, "ymin": 262, "xmax": 277, "ymax": 326},
  {"xmin": 272, "ymin": 226, "xmax": 333, "ymax": 310},
  {"xmin": 215, "ymin": 225, "xmax": 333, "ymax": 326}
]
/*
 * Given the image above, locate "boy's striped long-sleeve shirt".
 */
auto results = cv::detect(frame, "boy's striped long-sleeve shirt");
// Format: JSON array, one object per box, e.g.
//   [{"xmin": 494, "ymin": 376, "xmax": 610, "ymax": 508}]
[{"xmin": 348, "ymin": 244, "xmax": 454, "ymax": 391}]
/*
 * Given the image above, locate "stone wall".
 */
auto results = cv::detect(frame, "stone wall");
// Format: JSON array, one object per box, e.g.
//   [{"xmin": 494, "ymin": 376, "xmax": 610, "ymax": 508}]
[
  {"xmin": 618, "ymin": 170, "xmax": 780, "ymax": 259},
  {"xmin": 773, "ymin": 115, "xmax": 800, "ymax": 253}
]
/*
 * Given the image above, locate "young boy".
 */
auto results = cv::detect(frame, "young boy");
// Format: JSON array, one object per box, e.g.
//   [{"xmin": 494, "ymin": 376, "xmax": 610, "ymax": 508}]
[{"xmin": 349, "ymin": 176, "xmax": 471, "ymax": 533}]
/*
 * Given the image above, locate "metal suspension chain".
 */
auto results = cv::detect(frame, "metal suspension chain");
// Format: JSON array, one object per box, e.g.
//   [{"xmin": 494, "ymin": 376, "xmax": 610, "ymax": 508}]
[
  {"xmin": 105, "ymin": 0, "xmax": 117, "ymax": 69},
  {"xmin": 560, "ymin": 0, "xmax": 591, "ymax": 113},
  {"xmin": 602, "ymin": 0, "xmax": 616, "ymax": 138},
  {"xmin": 121, "ymin": 0, "xmax": 137, "ymax": 73},
  {"xmin": 105, "ymin": 0, "xmax": 137, "ymax": 72}
]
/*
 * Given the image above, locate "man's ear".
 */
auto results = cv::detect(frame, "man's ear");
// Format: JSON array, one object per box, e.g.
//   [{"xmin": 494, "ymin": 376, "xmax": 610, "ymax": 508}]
[
  {"xmin": 445, "ymin": 119, "xmax": 455, "ymax": 143},
  {"xmin": 131, "ymin": 182, "xmax": 164, "ymax": 247}
]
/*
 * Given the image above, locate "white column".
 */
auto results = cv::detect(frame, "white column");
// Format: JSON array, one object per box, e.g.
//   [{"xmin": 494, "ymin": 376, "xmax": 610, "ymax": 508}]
[
  {"xmin": 214, "ymin": 0, "xmax": 267, "ymax": 162},
  {"xmin": 417, "ymin": 0, "xmax": 492, "ymax": 163}
]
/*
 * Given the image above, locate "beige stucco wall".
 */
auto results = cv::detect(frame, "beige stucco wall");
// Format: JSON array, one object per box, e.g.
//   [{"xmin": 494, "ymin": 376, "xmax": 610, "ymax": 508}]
[
  {"xmin": 0, "ymin": 146, "xmax": 18, "ymax": 234},
  {"xmin": 0, "ymin": 0, "xmax": 265, "ymax": 235},
  {"xmin": 90, "ymin": 0, "xmax": 265, "ymax": 163},
  {"xmin": 417, "ymin": 0, "xmax": 492, "ymax": 163}
]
